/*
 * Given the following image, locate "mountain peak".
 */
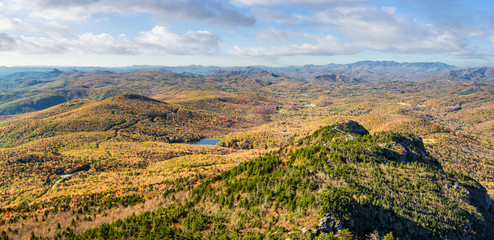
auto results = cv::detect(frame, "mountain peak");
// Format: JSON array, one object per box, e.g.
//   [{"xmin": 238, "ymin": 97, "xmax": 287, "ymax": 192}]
[{"xmin": 50, "ymin": 68, "xmax": 63, "ymax": 74}]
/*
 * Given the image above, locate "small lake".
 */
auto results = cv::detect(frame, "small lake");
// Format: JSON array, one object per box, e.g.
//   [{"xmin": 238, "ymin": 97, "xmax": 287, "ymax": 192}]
[{"xmin": 190, "ymin": 139, "xmax": 221, "ymax": 146}]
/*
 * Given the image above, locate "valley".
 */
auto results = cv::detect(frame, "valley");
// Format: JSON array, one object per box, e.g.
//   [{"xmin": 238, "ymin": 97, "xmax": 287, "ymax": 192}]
[{"xmin": 0, "ymin": 62, "xmax": 492, "ymax": 239}]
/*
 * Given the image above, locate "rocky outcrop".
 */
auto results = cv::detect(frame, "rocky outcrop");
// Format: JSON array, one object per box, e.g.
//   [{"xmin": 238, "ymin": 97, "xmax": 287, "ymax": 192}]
[
  {"xmin": 302, "ymin": 214, "xmax": 354, "ymax": 238},
  {"xmin": 378, "ymin": 134, "xmax": 444, "ymax": 168},
  {"xmin": 334, "ymin": 120, "xmax": 370, "ymax": 136}
]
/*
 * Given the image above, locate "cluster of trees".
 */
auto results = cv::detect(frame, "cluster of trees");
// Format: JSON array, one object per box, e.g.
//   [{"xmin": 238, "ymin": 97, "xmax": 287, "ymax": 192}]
[
  {"xmin": 189, "ymin": 123, "xmax": 491, "ymax": 239},
  {"xmin": 0, "ymin": 70, "xmax": 492, "ymax": 239},
  {"xmin": 40, "ymin": 123, "xmax": 491, "ymax": 239},
  {"xmin": 0, "ymin": 94, "xmax": 240, "ymax": 148}
]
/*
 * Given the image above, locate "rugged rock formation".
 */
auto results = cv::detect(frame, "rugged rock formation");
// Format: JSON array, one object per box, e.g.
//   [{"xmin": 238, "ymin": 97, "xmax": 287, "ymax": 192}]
[
  {"xmin": 302, "ymin": 214, "xmax": 355, "ymax": 238},
  {"xmin": 334, "ymin": 120, "xmax": 370, "ymax": 136}
]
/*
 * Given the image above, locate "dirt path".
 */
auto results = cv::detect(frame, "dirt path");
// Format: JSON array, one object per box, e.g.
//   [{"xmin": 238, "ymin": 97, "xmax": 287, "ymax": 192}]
[{"xmin": 50, "ymin": 170, "xmax": 85, "ymax": 190}]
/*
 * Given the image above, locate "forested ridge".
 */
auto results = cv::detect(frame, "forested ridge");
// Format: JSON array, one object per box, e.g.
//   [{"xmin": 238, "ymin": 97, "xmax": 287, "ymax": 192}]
[
  {"xmin": 27, "ymin": 121, "xmax": 494, "ymax": 240},
  {"xmin": 0, "ymin": 66, "xmax": 492, "ymax": 239}
]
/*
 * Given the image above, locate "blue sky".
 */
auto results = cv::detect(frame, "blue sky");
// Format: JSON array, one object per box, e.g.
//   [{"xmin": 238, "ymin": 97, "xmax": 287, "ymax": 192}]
[{"xmin": 0, "ymin": 0, "xmax": 493, "ymax": 67}]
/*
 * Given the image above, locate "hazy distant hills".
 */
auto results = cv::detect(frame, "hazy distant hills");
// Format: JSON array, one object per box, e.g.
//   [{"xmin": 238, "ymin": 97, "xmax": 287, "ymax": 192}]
[
  {"xmin": 309, "ymin": 73, "xmax": 362, "ymax": 84},
  {"xmin": 0, "ymin": 61, "xmax": 464, "ymax": 85},
  {"xmin": 0, "ymin": 70, "xmax": 201, "ymax": 115},
  {"xmin": 0, "ymin": 60, "xmax": 458, "ymax": 79},
  {"xmin": 0, "ymin": 94, "xmax": 238, "ymax": 147},
  {"xmin": 3, "ymin": 68, "xmax": 63, "ymax": 81},
  {"xmin": 279, "ymin": 60, "xmax": 456, "ymax": 73},
  {"xmin": 268, "ymin": 61, "xmax": 458, "ymax": 81},
  {"xmin": 208, "ymin": 70, "xmax": 280, "ymax": 80},
  {"xmin": 434, "ymin": 67, "xmax": 494, "ymax": 82},
  {"xmin": 0, "ymin": 61, "xmax": 491, "ymax": 116},
  {"xmin": 0, "ymin": 61, "xmax": 493, "ymax": 239}
]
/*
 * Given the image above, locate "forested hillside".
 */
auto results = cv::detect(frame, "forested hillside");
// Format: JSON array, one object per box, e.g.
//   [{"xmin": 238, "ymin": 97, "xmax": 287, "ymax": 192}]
[
  {"xmin": 31, "ymin": 121, "xmax": 494, "ymax": 240},
  {"xmin": 0, "ymin": 64, "xmax": 492, "ymax": 239}
]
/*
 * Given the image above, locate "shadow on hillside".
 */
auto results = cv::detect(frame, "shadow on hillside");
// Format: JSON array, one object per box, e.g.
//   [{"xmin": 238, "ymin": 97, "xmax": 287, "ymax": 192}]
[
  {"xmin": 350, "ymin": 202, "xmax": 432, "ymax": 240},
  {"xmin": 349, "ymin": 199, "xmax": 492, "ymax": 240},
  {"xmin": 380, "ymin": 135, "xmax": 442, "ymax": 169},
  {"xmin": 347, "ymin": 175, "xmax": 494, "ymax": 240}
]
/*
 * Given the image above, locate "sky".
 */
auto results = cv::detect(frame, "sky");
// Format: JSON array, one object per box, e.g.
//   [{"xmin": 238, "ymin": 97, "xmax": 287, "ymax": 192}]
[{"xmin": 0, "ymin": 0, "xmax": 493, "ymax": 67}]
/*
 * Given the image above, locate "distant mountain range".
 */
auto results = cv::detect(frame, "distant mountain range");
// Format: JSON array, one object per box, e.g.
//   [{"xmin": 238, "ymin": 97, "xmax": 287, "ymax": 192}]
[
  {"xmin": 309, "ymin": 74, "xmax": 362, "ymax": 84},
  {"xmin": 0, "ymin": 61, "xmax": 492, "ymax": 116},
  {"xmin": 0, "ymin": 61, "xmax": 459, "ymax": 80},
  {"xmin": 208, "ymin": 70, "xmax": 280, "ymax": 80},
  {"xmin": 0, "ymin": 61, "xmax": 493, "ymax": 239},
  {"xmin": 269, "ymin": 61, "xmax": 458, "ymax": 80},
  {"xmin": 434, "ymin": 67, "xmax": 494, "ymax": 82},
  {"xmin": 3, "ymin": 68, "xmax": 64, "ymax": 80}
]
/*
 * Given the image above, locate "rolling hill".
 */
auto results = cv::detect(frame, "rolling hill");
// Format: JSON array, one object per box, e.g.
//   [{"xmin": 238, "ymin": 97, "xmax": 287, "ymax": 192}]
[
  {"xmin": 0, "ymin": 94, "xmax": 240, "ymax": 147},
  {"xmin": 0, "ymin": 62, "xmax": 492, "ymax": 239},
  {"xmin": 42, "ymin": 121, "xmax": 494, "ymax": 240}
]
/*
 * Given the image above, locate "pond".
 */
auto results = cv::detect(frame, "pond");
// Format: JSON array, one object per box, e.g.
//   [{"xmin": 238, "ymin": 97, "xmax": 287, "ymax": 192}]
[{"xmin": 190, "ymin": 139, "xmax": 221, "ymax": 146}]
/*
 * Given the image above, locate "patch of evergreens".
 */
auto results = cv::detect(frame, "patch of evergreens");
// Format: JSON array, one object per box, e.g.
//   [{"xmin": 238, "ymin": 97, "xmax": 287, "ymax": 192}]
[{"xmin": 38, "ymin": 122, "xmax": 493, "ymax": 239}]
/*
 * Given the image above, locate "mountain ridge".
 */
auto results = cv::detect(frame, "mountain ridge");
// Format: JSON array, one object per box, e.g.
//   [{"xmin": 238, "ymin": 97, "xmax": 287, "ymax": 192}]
[
  {"xmin": 434, "ymin": 67, "xmax": 494, "ymax": 82},
  {"xmin": 0, "ymin": 94, "xmax": 239, "ymax": 148},
  {"xmin": 0, "ymin": 61, "xmax": 458, "ymax": 78},
  {"xmin": 50, "ymin": 120, "xmax": 494, "ymax": 240}
]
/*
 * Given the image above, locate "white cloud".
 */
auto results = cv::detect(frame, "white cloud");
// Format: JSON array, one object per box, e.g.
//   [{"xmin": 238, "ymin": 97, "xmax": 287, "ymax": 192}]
[
  {"xmin": 233, "ymin": 34, "xmax": 361, "ymax": 57},
  {"xmin": 1, "ymin": 0, "xmax": 255, "ymax": 26},
  {"xmin": 138, "ymin": 26, "xmax": 221, "ymax": 55},
  {"xmin": 0, "ymin": 14, "xmax": 132, "ymax": 55},
  {"xmin": 232, "ymin": 5, "xmax": 467, "ymax": 58},
  {"xmin": 256, "ymin": 28, "xmax": 289, "ymax": 41},
  {"xmin": 308, "ymin": 6, "xmax": 465, "ymax": 54},
  {"xmin": 490, "ymin": 36, "xmax": 494, "ymax": 51},
  {"xmin": 15, "ymin": 36, "xmax": 68, "ymax": 54},
  {"xmin": 0, "ymin": 14, "xmax": 73, "ymax": 38},
  {"xmin": 71, "ymin": 33, "xmax": 135, "ymax": 54},
  {"xmin": 0, "ymin": 33, "xmax": 16, "ymax": 51},
  {"xmin": 233, "ymin": 0, "xmax": 368, "ymax": 7},
  {"xmin": 0, "ymin": 25, "xmax": 220, "ymax": 56},
  {"xmin": 0, "ymin": 0, "xmax": 488, "ymax": 64},
  {"xmin": 0, "ymin": 33, "xmax": 133, "ymax": 55},
  {"xmin": 251, "ymin": 8, "xmax": 295, "ymax": 24}
]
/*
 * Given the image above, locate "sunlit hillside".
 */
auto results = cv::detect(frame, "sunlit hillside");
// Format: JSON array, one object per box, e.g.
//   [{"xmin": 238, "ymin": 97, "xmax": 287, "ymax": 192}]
[{"xmin": 0, "ymin": 64, "xmax": 492, "ymax": 239}]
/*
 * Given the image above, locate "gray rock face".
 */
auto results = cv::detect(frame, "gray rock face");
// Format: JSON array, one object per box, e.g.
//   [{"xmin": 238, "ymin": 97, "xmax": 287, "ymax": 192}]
[
  {"xmin": 318, "ymin": 214, "xmax": 334, "ymax": 232},
  {"xmin": 301, "ymin": 227, "xmax": 319, "ymax": 236},
  {"xmin": 334, "ymin": 120, "xmax": 369, "ymax": 136},
  {"xmin": 302, "ymin": 214, "xmax": 354, "ymax": 238},
  {"xmin": 379, "ymin": 134, "xmax": 443, "ymax": 167},
  {"xmin": 343, "ymin": 120, "xmax": 370, "ymax": 135}
]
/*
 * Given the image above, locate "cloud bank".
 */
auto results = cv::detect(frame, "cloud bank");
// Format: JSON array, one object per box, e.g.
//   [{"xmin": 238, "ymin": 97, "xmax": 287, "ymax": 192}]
[
  {"xmin": 0, "ymin": 0, "xmax": 492, "ymax": 66},
  {"xmin": 1, "ymin": 0, "xmax": 255, "ymax": 26}
]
